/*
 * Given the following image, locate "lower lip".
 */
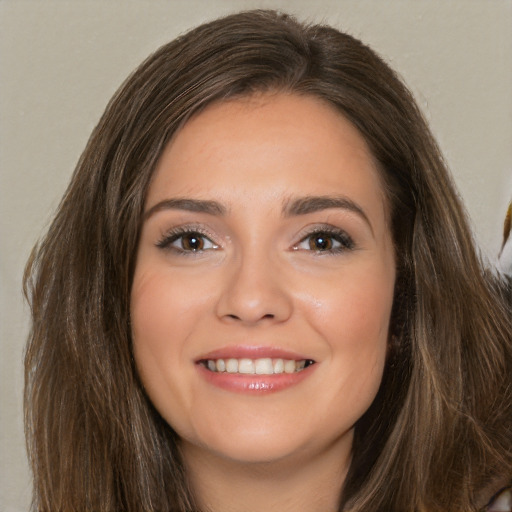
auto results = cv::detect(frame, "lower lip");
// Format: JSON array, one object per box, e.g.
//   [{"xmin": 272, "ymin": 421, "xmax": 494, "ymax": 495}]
[{"xmin": 196, "ymin": 364, "xmax": 316, "ymax": 394}]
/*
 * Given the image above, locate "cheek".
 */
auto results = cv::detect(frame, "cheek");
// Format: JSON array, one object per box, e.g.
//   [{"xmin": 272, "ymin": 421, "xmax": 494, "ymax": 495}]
[
  {"xmin": 131, "ymin": 268, "xmax": 212, "ymax": 352},
  {"xmin": 309, "ymin": 271, "xmax": 394, "ymax": 346},
  {"xmin": 131, "ymin": 275, "xmax": 183, "ymax": 359},
  {"xmin": 129, "ymin": 270, "xmax": 208, "ymax": 415},
  {"xmin": 302, "ymin": 266, "xmax": 394, "ymax": 401}
]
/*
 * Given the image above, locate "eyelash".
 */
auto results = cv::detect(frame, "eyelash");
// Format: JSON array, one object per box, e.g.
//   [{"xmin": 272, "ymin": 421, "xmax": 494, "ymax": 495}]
[
  {"xmin": 294, "ymin": 226, "xmax": 355, "ymax": 254},
  {"xmin": 156, "ymin": 226, "xmax": 218, "ymax": 255},
  {"xmin": 155, "ymin": 225, "xmax": 355, "ymax": 255}
]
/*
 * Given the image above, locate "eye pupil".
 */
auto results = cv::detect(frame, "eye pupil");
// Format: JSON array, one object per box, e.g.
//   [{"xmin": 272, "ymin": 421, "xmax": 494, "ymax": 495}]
[
  {"xmin": 309, "ymin": 233, "xmax": 333, "ymax": 251},
  {"xmin": 182, "ymin": 234, "xmax": 204, "ymax": 251}
]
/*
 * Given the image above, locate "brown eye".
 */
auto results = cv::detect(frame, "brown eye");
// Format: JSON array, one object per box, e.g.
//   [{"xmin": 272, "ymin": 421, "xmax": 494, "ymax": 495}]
[
  {"xmin": 293, "ymin": 228, "xmax": 355, "ymax": 254},
  {"xmin": 181, "ymin": 233, "xmax": 205, "ymax": 251},
  {"xmin": 157, "ymin": 229, "xmax": 218, "ymax": 253},
  {"xmin": 308, "ymin": 233, "xmax": 333, "ymax": 251}
]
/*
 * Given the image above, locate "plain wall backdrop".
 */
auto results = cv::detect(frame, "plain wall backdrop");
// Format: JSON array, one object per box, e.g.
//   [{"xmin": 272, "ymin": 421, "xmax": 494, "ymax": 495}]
[{"xmin": 1, "ymin": 1, "xmax": 511, "ymax": 510}]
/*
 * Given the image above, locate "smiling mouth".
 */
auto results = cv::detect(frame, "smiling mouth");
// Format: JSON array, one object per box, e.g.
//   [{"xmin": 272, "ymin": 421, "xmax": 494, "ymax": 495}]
[{"xmin": 199, "ymin": 357, "xmax": 316, "ymax": 375}]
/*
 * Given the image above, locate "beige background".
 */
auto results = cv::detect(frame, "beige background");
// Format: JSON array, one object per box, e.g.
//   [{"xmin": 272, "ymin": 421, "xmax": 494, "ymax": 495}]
[{"xmin": 1, "ymin": 1, "xmax": 511, "ymax": 510}]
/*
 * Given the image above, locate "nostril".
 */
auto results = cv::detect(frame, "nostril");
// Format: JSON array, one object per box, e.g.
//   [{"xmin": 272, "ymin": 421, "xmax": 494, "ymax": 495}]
[{"xmin": 223, "ymin": 313, "xmax": 275, "ymax": 322}]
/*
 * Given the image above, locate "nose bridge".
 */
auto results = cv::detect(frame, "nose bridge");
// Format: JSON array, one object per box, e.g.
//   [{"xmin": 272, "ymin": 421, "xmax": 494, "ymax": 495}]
[{"xmin": 216, "ymin": 242, "xmax": 292, "ymax": 324}]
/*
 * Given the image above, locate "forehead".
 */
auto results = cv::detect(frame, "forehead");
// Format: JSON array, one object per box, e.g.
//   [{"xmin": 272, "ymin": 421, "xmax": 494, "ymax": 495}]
[{"xmin": 147, "ymin": 93, "xmax": 387, "ymax": 220}]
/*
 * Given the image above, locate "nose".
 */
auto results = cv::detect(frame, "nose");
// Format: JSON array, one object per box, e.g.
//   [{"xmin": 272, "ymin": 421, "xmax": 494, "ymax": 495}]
[{"xmin": 215, "ymin": 252, "xmax": 293, "ymax": 325}]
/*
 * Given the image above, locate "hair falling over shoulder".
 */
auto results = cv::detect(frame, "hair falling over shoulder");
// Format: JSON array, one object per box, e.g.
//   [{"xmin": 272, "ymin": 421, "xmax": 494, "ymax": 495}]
[{"xmin": 23, "ymin": 9, "xmax": 511, "ymax": 512}]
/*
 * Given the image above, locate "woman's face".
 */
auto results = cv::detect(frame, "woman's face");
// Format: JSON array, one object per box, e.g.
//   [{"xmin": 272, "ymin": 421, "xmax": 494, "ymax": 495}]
[{"xmin": 131, "ymin": 93, "xmax": 396, "ymax": 467}]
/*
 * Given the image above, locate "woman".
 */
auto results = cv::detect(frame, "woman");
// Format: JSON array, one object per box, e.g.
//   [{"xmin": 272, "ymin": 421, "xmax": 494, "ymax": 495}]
[{"xmin": 23, "ymin": 10, "xmax": 511, "ymax": 512}]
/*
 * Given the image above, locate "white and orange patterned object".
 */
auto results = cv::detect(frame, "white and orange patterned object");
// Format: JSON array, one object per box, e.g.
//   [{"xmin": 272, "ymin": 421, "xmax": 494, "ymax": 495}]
[{"xmin": 498, "ymin": 202, "xmax": 512, "ymax": 276}]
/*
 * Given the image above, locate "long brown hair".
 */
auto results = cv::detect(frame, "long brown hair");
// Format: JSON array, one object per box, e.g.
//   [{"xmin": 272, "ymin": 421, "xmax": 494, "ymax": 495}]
[{"xmin": 24, "ymin": 10, "xmax": 511, "ymax": 511}]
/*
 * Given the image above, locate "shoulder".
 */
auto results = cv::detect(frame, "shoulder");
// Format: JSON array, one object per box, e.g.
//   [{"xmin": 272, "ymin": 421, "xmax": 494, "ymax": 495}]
[{"xmin": 484, "ymin": 485, "xmax": 512, "ymax": 512}]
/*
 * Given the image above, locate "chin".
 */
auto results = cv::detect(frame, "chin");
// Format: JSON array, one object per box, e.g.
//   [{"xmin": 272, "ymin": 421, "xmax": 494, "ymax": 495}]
[
  {"xmin": 181, "ymin": 417, "xmax": 348, "ymax": 468},
  {"xmin": 196, "ymin": 440, "xmax": 309, "ymax": 467}
]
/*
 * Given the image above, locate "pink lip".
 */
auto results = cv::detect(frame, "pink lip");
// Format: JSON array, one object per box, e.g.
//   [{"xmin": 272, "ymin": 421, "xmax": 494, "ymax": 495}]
[
  {"xmin": 195, "ymin": 345, "xmax": 316, "ymax": 394},
  {"xmin": 196, "ymin": 363, "xmax": 316, "ymax": 394},
  {"xmin": 196, "ymin": 345, "xmax": 310, "ymax": 362}
]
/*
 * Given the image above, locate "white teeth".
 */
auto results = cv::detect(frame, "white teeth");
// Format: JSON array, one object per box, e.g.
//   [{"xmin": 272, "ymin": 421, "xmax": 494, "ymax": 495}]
[
  {"xmin": 238, "ymin": 358, "xmax": 255, "ymax": 374},
  {"xmin": 204, "ymin": 357, "xmax": 312, "ymax": 375},
  {"xmin": 284, "ymin": 359, "xmax": 296, "ymax": 374},
  {"xmin": 255, "ymin": 358, "xmax": 273, "ymax": 375},
  {"xmin": 226, "ymin": 358, "xmax": 238, "ymax": 373},
  {"xmin": 273, "ymin": 358, "xmax": 284, "ymax": 373},
  {"xmin": 296, "ymin": 360, "xmax": 306, "ymax": 371}
]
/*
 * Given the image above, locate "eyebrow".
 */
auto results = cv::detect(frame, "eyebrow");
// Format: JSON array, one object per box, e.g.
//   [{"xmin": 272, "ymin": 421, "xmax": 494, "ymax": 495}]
[
  {"xmin": 143, "ymin": 198, "xmax": 227, "ymax": 220},
  {"xmin": 144, "ymin": 194, "xmax": 373, "ymax": 234},
  {"xmin": 283, "ymin": 195, "xmax": 373, "ymax": 234}
]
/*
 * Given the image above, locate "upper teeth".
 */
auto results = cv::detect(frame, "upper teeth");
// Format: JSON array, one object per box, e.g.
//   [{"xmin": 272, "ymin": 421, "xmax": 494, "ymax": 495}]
[{"xmin": 204, "ymin": 358, "xmax": 312, "ymax": 375}]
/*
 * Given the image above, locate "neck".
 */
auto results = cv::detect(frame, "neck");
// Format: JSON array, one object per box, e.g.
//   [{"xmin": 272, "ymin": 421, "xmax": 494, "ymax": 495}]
[{"xmin": 181, "ymin": 440, "xmax": 351, "ymax": 512}]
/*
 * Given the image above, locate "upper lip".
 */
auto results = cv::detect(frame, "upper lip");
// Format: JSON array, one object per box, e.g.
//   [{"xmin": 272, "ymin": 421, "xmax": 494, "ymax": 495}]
[{"xmin": 196, "ymin": 345, "xmax": 313, "ymax": 362}]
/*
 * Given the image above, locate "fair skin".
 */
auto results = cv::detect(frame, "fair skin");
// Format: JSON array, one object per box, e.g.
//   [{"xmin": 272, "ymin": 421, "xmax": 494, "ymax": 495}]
[{"xmin": 131, "ymin": 93, "xmax": 396, "ymax": 511}]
